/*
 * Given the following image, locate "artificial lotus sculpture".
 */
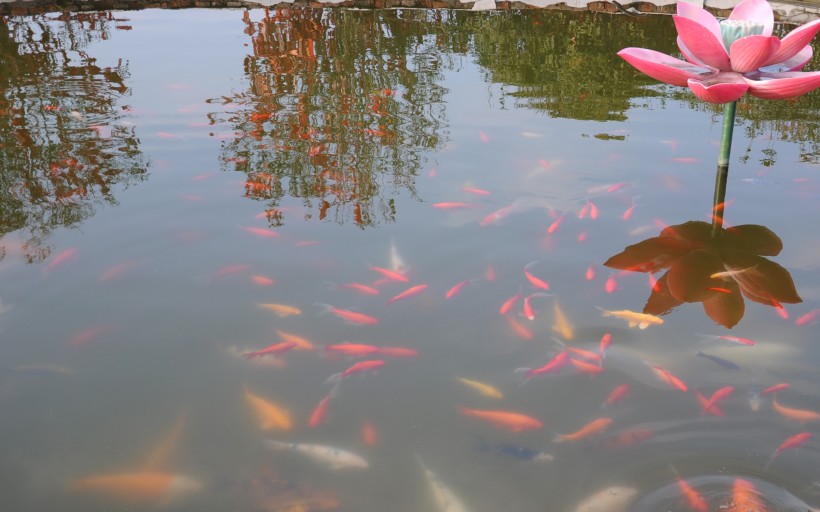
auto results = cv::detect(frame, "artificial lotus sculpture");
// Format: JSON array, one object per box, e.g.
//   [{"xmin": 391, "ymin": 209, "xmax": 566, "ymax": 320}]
[
  {"xmin": 618, "ymin": 0, "xmax": 820, "ymax": 103},
  {"xmin": 604, "ymin": 220, "xmax": 801, "ymax": 328}
]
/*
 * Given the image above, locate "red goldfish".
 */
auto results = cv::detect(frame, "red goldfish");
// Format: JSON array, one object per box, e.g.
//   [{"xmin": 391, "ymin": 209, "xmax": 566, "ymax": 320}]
[
  {"xmin": 326, "ymin": 360, "xmax": 385, "ymax": 383},
  {"xmin": 458, "ymin": 407, "xmax": 543, "ymax": 432},
  {"xmin": 316, "ymin": 304, "xmax": 379, "ymax": 325},
  {"xmin": 387, "ymin": 284, "xmax": 428, "ymax": 304},
  {"xmin": 242, "ymin": 341, "xmax": 297, "ymax": 360},
  {"xmin": 554, "ymin": 417, "xmax": 612, "ymax": 443}
]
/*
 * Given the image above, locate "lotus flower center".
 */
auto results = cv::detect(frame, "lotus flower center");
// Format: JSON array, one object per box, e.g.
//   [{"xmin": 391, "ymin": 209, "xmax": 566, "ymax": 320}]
[{"xmin": 720, "ymin": 19, "xmax": 764, "ymax": 51}]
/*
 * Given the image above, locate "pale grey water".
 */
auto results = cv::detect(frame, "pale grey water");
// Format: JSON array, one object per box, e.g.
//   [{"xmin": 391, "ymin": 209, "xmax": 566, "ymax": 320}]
[{"xmin": 1, "ymin": 7, "xmax": 820, "ymax": 512}]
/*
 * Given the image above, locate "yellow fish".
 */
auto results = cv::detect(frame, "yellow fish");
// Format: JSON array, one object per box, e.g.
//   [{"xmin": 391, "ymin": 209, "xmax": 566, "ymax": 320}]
[
  {"xmin": 244, "ymin": 386, "xmax": 292, "ymax": 430},
  {"xmin": 256, "ymin": 303, "xmax": 301, "ymax": 317},
  {"xmin": 142, "ymin": 413, "xmax": 187, "ymax": 471},
  {"xmin": 71, "ymin": 472, "xmax": 202, "ymax": 504},
  {"xmin": 456, "ymin": 377, "xmax": 503, "ymax": 399},
  {"xmin": 597, "ymin": 307, "xmax": 663, "ymax": 329},
  {"xmin": 275, "ymin": 329, "xmax": 314, "ymax": 350},
  {"xmin": 552, "ymin": 301, "xmax": 575, "ymax": 340}
]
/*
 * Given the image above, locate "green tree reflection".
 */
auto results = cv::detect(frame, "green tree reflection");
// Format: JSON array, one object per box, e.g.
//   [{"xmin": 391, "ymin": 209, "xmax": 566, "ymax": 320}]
[
  {"xmin": 0, "ymin": 12, "xmax": 147, "ymax": 263},
  {"xmin": 209, "ymin": 8, "xmax": 454, "ymax": 228}
]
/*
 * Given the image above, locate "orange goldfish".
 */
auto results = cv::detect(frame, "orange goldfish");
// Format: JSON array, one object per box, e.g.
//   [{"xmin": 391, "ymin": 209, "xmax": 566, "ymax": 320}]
[
  {"xmin": 388, "ymin": 284, "xmax": 428, "ymax": 304},
  {"xmin": 554, "ymin": 417, "xmax": 612, "ymax": 443},
  {"xmin": 458, "ymin": 407, "xmax": 543, "ymax": 432},
  {"xmin": 242, "ymin": 341, "xmax": 297, "ymax": 360},
  {"xmin": 326, "ymin": 360, "xmax": 385, "ymax": 383},
  {"xmin": 275, "ymin": 330, "xmax": 314, "ymax": 350},
  {"xmin": 369, "ymin": 265, "xmax": 408, "ymax": 282},
  {"xmin": 699, "ymin": 386, "xmax": 734, "ymax": 416},
  {"xmin": 340, "ymin": 282, "xmax": 380, "ymax": 295},
  {"xmin": 70, "ymin": 472, "xmax": 202, "ymax": 503},
  {"xmin": 506, "ymin": 315, "xmax": 533, "ymax": 340},
  {"xmin": 44, "ymin": 247, "xmax": 78, "ymax": 273},
  {"xmin": 695, "ymin": 391, "xmax": 724, "ymax": 416},
  {"xmin": 325, "ymin": 343, "xmax": 381, "ymax": 357},
  {"xmin": 726, "ymin": 478, "xmax": 767, "ymax": 511},
  {"xmin": 251, "ymin": 275, "xmax": 275, "ymax": 286},
  {"xmin": 598, "ymin": 307, "xmax": 663, "ymax": 329},
  {"xmin": 524, "ymin": 262, "xmax": 550, "ymax": 290},
  {"xmin": 602, "ymin": 429, "xmax": 653, "ymax": 448},
  {"xmin": 602, "ymin": 384, "xmax": 630, "ymax": 409},
  {"xmin": 256, "ymin": 303, "xmax": 301, "ymax": 317},
  {"xmin": 309, "ymin": 387, "xmax": 338, "ymax": 428},
  {"xmin": 676, "ymin": 476, "xmax": 708, "ymax": 512},
  {"xmin": 244, "ymin": 386, "xmax": 292, "ymax": 431},
  {"xmin": 499, "ymin": 291, "xmax": 522, "ymax": 315},
  {"xmin": 649, "ymin": 364, "xmax": 688, "ymax": 392},
  {"xmin": 377, "ymin": 346, "xmax": 419, "ymax": 358},
  {"xmin": 569, "ymin": 357, "xmax": 604, "ymax": 376},
  {"xmin": 242, "ymin": 226, "xmax": 279, "ymax": 238},
  {"xmin": 772, "ymin": 398, "xmax": 820, "ymax": 422},
  {"xmin": 362, "ymin": 421, "xmax": 379, "ymax": 446},
  {"xmin": 316, "ymin": 304, "xmax": 379, "ymax": 325}
]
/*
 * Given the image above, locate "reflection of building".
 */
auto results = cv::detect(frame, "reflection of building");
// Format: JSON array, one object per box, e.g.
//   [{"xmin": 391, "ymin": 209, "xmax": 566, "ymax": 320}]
[
  {"xmin": 209, "ymin": 8, "xmax": 450, "ymax": 227},
  {"xmin": 0, "ymin": 12, "xmax": 147, "ymax": 263}
]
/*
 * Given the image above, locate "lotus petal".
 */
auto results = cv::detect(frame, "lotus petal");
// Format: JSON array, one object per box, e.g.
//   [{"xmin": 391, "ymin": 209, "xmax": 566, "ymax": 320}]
[
  {"xmin": 666, "ymin": 250, "xmax": 724, "ymax": 302},
  {"xmin": 728, "ymin": 0, "xmax": 774, "ymax": 37},
  {"xmin": 760, "ymin": 45, "xmax": 813, "ymax": 73},
  {"xmin": 659, "ymin": 221, "xmax": 712, "ymax": 245},
  {"xmin": 729, "ymin": 36, "xmax": 779, "ymax": 73},
  {"xmin": 720, "ymin": 224, "xmax": 782, "ymax": 255},
  {"xmin": 644, "ymin": 272, "xmax": 684, "ymax": 316},
  {"xmin": 746, "ymin": 71, "xmax": 820, "ymax": 99},
  {"xmin": 618, "ymin": 48, "xmax": 713, "ymax": 87},
  {"xmin": 722, "ymin": 252, "xmax": 802, "ymax": 304},
  {"xmin": 702, "ymin": 281, "xmax": 745, "ymax": 328},
  {"xmin": 677, "ymin": 1, "xmax": 722, "ymax": 41},
  {"xmin": 674, "ymin": 16, "xmax": 731, "ymax": 70},
  {"xmin": 688, "ymin": 73, "xmax": 749, "ymax": 103},
  {"xmin": 604, "ymin": 237, "xmax": 691, "ymax": 273},
  {"xmin": 766, "ymin": 19, "xmax": 820, "ymax": 66}
]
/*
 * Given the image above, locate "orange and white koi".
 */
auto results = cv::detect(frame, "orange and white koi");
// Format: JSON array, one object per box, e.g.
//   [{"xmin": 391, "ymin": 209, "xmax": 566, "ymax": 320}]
[
  {"xmin": 554, "ymin": 417, "xmax": 612, "ymax": 443},
  {"xmin": 387, "ymin": 284, "xmax": 428, "ymax": 304},
  {"xmin": 602, "ymin": 384, "xmax": 630, "ymax": 409},
  {"xmin": 242, "ymin": 341, "xmax": 297, "ymax": 360},
  {"xmin": 369, "ymin": 265, "xmax": 408, "ymax": 282},
  {"xmin": 649, "ymin": 364, "xmax": 688, "ymax": 392},
  {"xmin": 316, "ymin": 303, "xmax": 379, "ymax": 325},
  {"xmin": 458, "ymin": 407, "xmax": 543, "ymax": 432},
  {"xmin": 772, "ymin": 398, "xmax": 820, "ymax": 422},
  {"xmin": 326, "ymin": 360, "xmax": 385, "ymax": 383},
  {"xmin": 598, "ymin": 307, "xmax": 663, "ymax": 329},
  {"xmin": 257, "ymin": 303, "xmax": 301, "ymax": 317}
]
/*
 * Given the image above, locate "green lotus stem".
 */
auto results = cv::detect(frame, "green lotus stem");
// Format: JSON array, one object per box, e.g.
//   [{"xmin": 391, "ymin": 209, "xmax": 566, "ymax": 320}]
[{"xmin": 711, "ymin": 100, "xmax": 736, "ymax": 238}]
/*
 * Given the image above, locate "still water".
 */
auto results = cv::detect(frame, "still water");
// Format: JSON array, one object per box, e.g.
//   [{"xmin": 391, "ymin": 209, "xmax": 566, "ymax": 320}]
[{"xmin": 2, "ymin": 7, "xmax": 820, "ymax": 511}]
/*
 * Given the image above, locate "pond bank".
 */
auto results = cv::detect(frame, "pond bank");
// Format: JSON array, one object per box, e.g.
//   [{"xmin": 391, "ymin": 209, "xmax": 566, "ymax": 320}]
[{"xmin": 1, "ymin": 0, "xmax": 818, "ymax": 26}]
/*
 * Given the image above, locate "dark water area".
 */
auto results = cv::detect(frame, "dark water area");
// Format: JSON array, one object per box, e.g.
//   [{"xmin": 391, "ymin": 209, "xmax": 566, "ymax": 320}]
[{"xmin": 1, "ymin": 7, "xmax": 820, "ymax": 511}]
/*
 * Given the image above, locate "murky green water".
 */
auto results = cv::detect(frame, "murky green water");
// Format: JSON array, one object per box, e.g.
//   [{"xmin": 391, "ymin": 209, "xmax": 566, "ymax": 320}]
[{"xmin": 2, "ymin": 7, "xmax": 820, "ymax": 511}]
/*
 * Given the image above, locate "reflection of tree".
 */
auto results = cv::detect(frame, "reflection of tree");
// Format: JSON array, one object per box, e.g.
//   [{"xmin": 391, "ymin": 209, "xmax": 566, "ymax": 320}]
[
  {"xmin": 604, "ymin": 220, "xmax": 800, "ymax": 328},
  {"xmin": 467, "ymin": 11, "xmax": 680, "ymax": 121},
  {"xmin": 0, "ymin": 12, "xmax": 147, "ymax": 262},
  {"xmin": 209, "ymin": 8, "xmax": 453, "ymax": 228}
]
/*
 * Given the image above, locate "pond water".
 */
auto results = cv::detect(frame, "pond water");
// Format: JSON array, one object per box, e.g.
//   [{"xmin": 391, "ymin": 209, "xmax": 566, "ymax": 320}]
[{"xmin": 2, "ymin": 7, "xmax": 820, "ymax": 512}]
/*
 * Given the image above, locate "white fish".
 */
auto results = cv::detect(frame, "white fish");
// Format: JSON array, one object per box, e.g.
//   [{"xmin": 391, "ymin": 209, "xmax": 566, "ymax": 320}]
[
  {"xmin": 416, "ymin": 455, "xmax": 471, "ymax": 512},
  {"xmin": 264, "ymin": 440, "xmax": 368, "ymax": 470},
  {"xmin": 571, "ymin": 486, "xmax": 638, "ymax": 512},
  {"xmin": 390, "ymin": 237, "xmax": 408, "ymax": 274}
]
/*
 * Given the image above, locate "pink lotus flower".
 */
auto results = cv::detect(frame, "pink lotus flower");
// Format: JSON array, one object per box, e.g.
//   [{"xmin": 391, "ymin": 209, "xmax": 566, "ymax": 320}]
[{"xmin": 618, "ymin": 0, "xmax": 820, "ymax": 103}]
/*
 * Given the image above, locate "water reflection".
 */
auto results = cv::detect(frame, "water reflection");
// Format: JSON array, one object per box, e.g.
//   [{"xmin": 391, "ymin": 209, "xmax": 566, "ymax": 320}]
[
  {"xmin": 605, "ymin": 220, "xmax": 801, "ymax": 328},
  {"xmin": 208, "ymin": 8, "xmax": 453, "ymax": 228},
  {"xmin": 0, "ymin": 12, "xmax": 147, "ymax": 263}
]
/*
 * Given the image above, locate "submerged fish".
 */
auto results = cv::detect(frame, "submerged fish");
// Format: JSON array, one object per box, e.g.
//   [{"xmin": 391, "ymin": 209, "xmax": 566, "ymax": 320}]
[
  {"xmin": 571, "ymin": 486, "xmax": 638, "ymax": 512},
  {"xmin": 458, "ymin": 407, "xmax": 543, "ymax": 432},
  {"xmin": 455, "ymin": 377, "xmax": 503, "ymax": 399},
  {"xmin": 256, "ymin": 303, "xmax": 302, "ymax": 317},
  {"xmin": 597, "ymin": 307, "xmax": 663, "ymax": 329},
  {"xmin": 416, "ymin": 455, "xmax": 472, "ymax": 512},
  {"xmin": 264, "ymin": 440, "xmax": 368, "ymax": 470},
  {"xmin": 244, "ymin": 386, "xmax": 292, "ymax": 431},
  {"xmin": 472, "ymin": 436, "xmax": 553, "ymax": 463},
  {"xmin": 70, "ymin": 472, "xmax": 202, "ymax": 504},
  {"xmin": 696, "ymin": 350, "xmax": 740, "ymax": 370}
]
